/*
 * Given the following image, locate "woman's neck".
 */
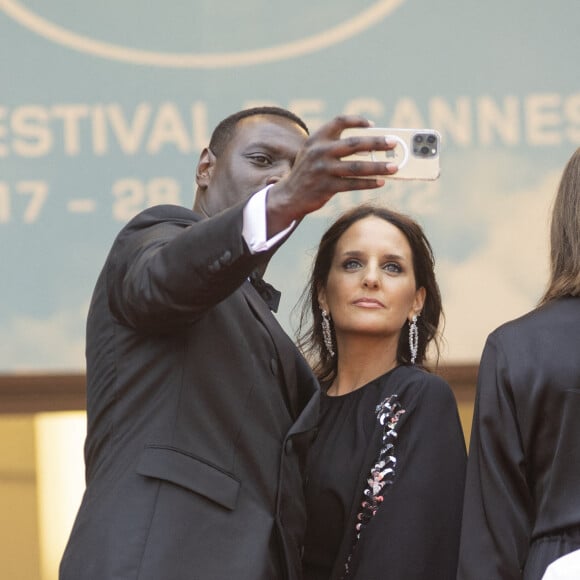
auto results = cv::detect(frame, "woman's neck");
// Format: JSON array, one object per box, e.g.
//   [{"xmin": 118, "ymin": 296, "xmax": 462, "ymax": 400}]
[{"xmin": 327, "ymin": 335, "xmax": 399, "ymax": 397}]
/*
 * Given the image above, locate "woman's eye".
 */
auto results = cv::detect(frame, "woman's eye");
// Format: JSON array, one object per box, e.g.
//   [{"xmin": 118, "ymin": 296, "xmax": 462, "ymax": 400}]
[
  {"xmin": 343, "ymin": 259, "xmax": 361, "ymax": 270},
  {"xmin": 384, "ymin": 262, "xmax": 402, "ymax": 273}
]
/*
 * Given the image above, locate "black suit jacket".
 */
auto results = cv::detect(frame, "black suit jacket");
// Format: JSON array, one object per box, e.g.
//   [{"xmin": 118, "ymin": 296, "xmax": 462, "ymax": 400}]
[{"xmin": 60, "ymin": 201, "xmax": 320, "ymax": 580}]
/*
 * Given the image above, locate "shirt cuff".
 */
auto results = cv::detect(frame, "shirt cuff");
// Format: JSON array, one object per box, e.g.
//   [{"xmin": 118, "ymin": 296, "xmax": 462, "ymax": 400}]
[{"xmin": 242, "ymin": 185, "xmax": 296, "ymax": 254}]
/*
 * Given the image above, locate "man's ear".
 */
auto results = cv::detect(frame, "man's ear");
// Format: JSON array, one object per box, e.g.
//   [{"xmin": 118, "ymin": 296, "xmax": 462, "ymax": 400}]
[{"xmin": 195, "ymin": 147, "xmax": 216, "ymax": 189}]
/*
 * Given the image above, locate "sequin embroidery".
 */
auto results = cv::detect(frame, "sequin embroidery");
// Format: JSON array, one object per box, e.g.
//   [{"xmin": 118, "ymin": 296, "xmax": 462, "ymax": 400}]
[{"xmin": 342, "ymin": 394, "xmax": 406, "ymax": 579}]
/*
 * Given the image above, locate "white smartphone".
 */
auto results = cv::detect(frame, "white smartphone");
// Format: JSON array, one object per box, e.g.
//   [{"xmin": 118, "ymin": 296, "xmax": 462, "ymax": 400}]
[{"xmin": 341, "ymin": 127, "xmax": 441, "ymax": 181}]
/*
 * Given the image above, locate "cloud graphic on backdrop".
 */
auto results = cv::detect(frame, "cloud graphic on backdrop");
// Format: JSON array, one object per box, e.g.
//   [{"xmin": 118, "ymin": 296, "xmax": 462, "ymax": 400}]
[
  {"xmin": 0, "ymin": 0, "xmax": 405, "ymax": 68},
  {"xmin": 438, "ymin": 166, "xmax": 557, "ymax": 362}
]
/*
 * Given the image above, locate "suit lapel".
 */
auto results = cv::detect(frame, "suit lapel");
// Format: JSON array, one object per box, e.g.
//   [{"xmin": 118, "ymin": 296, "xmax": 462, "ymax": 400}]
[{"xmin": 242, "ymin": 280, "xmax": 301, "ymax": 419}]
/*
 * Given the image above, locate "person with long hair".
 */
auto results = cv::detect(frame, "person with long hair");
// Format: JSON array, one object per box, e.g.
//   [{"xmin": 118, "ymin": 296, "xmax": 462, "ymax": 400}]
[
  {"xmin": 297, "ymin": 204, "xmax": 467, "ymax": 580},
  {"xmin": 458, "ymin": 147, "xmax": 580, "ymax": 579}
]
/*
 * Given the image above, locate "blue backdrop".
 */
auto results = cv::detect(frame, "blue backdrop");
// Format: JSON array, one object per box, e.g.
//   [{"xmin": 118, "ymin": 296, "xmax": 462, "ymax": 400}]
[{"xmin": 1, "ymin": 0, "xmax": 579, "ymax": 370}]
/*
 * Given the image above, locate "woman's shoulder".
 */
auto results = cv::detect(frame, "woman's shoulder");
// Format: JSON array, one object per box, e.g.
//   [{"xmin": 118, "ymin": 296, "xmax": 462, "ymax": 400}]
[
  {"xmin": 376, "ymin": 365, "xmax": 456, "ymax": 409},
  {"xmin": 393, "ymin": 364, "xmax": 451, "ymax": 388}
]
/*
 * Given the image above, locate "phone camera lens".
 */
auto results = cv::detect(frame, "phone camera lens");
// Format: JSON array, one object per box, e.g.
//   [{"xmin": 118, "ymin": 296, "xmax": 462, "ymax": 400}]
[
  {"xmin": 420, "ymin": 146, "xmax": 430, "ymax": 155},
  {"xmin": 427, "ymin": 134, "xmax": 437, "ymax": 144},
  {"xmin": 413, "ymin": 134, "xmax": 424, "ymax": 144}
]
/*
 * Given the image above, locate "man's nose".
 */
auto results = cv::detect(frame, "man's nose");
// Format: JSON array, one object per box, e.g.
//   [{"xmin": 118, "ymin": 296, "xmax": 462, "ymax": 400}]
[{"xmin": 266, "ymin": 162, "xmax": 292, "ymax": 186}]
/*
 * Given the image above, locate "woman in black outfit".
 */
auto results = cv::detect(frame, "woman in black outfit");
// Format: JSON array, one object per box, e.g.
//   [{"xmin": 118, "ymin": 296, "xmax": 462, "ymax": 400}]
[
  {"xmin": 458, "ymin": 147, "xmax": 580, "ymax": 579},
  {"xmin": 298, "ymin": 205, "xmax": 467, "ymax": 580}
]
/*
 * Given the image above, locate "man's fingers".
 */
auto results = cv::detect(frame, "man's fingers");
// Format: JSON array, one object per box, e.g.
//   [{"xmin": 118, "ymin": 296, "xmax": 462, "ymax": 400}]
[
  {"xmin": 308, "ymin": 114, "xmax": 373, "ymax": 140},
  {"xmin": 337, "ymin": 177, "xmax": 388, "ymax": 191},
  {"xmin": 332, "ymin": 159, "xmax": 398, "ymax": 178},
  {"xmin": 340, "ymin": 135, "xmax": 398, "ymax": 155}
]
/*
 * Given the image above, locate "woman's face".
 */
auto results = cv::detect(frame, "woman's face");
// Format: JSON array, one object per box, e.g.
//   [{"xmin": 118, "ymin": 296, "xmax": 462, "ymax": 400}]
[{"xmin": 318, "ymin": 216, "xmax": 425, "ymax": 344}]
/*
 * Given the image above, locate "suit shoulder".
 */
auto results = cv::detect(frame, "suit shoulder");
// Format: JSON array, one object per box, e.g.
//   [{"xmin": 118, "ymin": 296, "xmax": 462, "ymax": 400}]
[
  {"xmin": 126, "ymin": 204, "xmax": 200, "ymax": 229},
  {"xmin": 113, "ymin": 205, "xmax": 201, "ymax": 245}
]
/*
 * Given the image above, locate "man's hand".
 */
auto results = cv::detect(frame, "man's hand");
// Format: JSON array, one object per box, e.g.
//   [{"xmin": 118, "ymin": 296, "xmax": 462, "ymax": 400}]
[{"xmin": 266, "ymin": 115, "xmax": 398, "ymax": 236}]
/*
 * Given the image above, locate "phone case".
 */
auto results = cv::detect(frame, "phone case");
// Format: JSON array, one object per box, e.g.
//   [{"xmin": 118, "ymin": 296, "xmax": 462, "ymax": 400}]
[{"xmin": 341, "ymin": 127, "xmax": 441, "ymax": 181}]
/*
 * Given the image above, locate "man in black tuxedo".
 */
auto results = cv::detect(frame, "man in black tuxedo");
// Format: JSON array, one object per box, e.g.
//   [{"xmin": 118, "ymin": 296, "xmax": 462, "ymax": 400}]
[{"xmin": 59, "ymin": 107, "xmax": 397, "ymax": 580}]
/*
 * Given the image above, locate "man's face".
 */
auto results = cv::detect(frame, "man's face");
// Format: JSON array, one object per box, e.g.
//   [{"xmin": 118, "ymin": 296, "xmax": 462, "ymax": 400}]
[{"xmin": 194, "ymin": 114, "xmax": 308, "ymax": 217}]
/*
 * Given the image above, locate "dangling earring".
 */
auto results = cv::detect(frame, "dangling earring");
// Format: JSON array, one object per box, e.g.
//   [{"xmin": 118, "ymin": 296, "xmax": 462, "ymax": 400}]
[
  {"xmin": 408, "ymin": 314, "xmax": 419, "ymax": 364},
  {"xmin": 321, "ymin": 309, "xmax": 335, "ymax": 357}
]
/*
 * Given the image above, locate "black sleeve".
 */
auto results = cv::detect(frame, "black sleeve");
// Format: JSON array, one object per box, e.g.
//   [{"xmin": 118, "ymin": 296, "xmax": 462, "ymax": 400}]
[{"xmin": 105, "ymin": 202, "xmax": 270, "ymax": 330}]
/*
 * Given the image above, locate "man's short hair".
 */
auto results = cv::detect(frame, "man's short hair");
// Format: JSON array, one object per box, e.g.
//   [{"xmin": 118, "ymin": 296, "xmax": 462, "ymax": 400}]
[{"xmin": 208, "ymin": 107, "xmax": 309, "ymax": 157}]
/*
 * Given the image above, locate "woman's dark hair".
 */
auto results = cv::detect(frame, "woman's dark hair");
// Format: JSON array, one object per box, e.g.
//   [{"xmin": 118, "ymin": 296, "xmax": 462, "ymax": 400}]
[
  {"xmin": 540, "ymin": 147, "xmax": 580, "ymax": 305},
  {"xmin": 296, "ymin": 204, "xmax": 443, "ymax": 383}
]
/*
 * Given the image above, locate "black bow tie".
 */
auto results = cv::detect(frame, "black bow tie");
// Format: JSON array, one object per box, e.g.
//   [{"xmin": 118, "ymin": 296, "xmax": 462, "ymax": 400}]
[{"xmin": 249, "ymin": 272, "xmax": 281, "ymax": 313}]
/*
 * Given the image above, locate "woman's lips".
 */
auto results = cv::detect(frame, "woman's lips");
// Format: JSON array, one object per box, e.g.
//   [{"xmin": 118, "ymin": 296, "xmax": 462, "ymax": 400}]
[{"xmin": 352, "ymin": 298, "xmax": 385, "ymax": 308}]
